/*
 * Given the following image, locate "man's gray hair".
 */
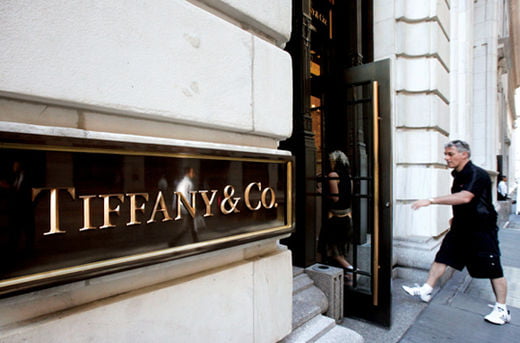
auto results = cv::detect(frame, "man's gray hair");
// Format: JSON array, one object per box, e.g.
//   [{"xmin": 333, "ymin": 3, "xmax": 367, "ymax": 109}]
[{"xmin": 445, "ymin": 140, "xmax": 471, "ymax": 157}]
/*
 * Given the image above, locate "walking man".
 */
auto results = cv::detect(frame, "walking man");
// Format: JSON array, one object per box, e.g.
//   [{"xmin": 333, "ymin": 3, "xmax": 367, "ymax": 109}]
[{"xmin": 402, "ymin": 140, "xmax": 510, "ymax": 325}]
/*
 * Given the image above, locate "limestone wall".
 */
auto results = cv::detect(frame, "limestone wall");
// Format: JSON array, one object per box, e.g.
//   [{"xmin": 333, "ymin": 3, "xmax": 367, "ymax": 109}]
[
  {"xmin": 0, "ymin": 1, "xmax": 294, "ymax": 341},
  {"xmin": 375, "ymin": 0, "xmax": 452, "ymax": 240},
  {"xmin": 0, "ymin": 239, "xmax": 292, "ymax": 343},
  {"xmin": 0, "ymin": 0, "xmax": 293, "ymax": 146}
]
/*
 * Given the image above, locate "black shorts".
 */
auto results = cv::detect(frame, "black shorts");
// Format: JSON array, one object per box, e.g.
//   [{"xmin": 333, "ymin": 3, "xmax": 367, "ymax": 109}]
[{"xmin": 434, "ymin": 228, "xmax": 504, "ymax": 279}]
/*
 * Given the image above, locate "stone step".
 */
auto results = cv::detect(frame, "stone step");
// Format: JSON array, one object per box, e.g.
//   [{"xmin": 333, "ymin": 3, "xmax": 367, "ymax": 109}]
[
  {"xmin": 293, "ymin": 272, "xmax": 315, "ymax": 294},
  {"xmin": 292, "ymin": 284, "xmax": 328, "ymax": 329},
  {"xmin": 293, "ymin": 266, "xmax": 305, "ymax": 277},
  {"xmin": 280, "ymin": 315, "xmax": 336, "ymax": 343},
  {"xmin": 284, "ymin": 266, "xmax": 364, "ymax": 343},
  {"xmin": 315, "ymin": 325, "xmax": 364, "ymax": 343}
]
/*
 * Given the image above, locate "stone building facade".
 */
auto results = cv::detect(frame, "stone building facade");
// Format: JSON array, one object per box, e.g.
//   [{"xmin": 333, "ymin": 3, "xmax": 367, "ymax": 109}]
[
  {"xmin": 1, "ymin": 0, "xmax": 519, "ymax": 340},
  {"xmin": 0, "ymin": 1, "xmax": 294, "ymax": 342},
  {"xmin": 383, "ymin": 0, "xmax": 519, "ymax": 274}
]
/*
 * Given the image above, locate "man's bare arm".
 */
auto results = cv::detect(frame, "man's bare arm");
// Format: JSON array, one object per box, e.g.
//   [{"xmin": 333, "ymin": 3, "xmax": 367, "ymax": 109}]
[{"xmin": 411, "ymin": 190, "xmax": 474, "ymax": 210}]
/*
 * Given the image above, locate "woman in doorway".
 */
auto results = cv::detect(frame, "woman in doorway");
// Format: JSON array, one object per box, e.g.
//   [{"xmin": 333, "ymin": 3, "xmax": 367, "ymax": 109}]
[{"xmin": 319, "ymin": 150, "xmax": 355, "ymax": 283}]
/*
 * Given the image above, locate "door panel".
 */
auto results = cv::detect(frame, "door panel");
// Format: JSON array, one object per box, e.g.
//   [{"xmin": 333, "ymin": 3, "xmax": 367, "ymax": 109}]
[{"xmin": 339, "ymin": 59, "xmax": 392, "ymax": 326}]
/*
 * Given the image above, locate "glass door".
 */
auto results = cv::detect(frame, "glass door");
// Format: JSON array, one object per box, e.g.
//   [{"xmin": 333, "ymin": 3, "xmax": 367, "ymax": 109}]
[{"xmin": 336, "ymin": 60, "xmax": 392, "ymax": 327}]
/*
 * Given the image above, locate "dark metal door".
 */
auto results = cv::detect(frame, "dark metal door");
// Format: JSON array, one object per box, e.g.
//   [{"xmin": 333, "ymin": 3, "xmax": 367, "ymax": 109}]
[{"xmin": 336, "ymin": 59, "xmax": 393, "ymax": 327}]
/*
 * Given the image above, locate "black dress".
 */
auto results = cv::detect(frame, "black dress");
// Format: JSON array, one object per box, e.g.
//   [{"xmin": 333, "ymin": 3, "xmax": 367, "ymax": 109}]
[{"xmin": 320, "ymin": 171, "xmax": 353, "ymax": 263}]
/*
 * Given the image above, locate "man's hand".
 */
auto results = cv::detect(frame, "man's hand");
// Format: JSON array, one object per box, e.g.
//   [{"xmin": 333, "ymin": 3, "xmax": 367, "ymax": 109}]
[{"xmin": 411, "ymin": 199, "xmax": 432, "ymax": 210}]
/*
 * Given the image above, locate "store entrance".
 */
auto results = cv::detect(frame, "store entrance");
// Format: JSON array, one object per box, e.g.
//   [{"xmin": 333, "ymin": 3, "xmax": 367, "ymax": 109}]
[
  {"xmin": 283, "ymin": 0, "xmax": 393, "ymax": 327},
  {"xmin": 314, "ymin": 59, "xmax": 392, "ymax": 326}
]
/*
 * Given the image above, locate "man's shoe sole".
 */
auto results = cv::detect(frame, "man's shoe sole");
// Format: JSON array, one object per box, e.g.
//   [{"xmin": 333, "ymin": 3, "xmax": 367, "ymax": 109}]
[{"xmin": 485, "ymin": 316, "xmax": 511, "ymax": 325}]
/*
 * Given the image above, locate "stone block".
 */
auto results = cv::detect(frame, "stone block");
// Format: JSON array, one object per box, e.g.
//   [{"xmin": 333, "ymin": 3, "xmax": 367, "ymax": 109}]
[
  {"xmin": 197, "ymin": 0, "xmax": 292, "ymax": 45},
  {"xmin": 395, "ymin": 166, "xmax": 451, "ymax": 199},
  {"xmin": 252, "ymin": 36, "xmax": 293, "ymax": 138},
  {"xmin": 0, "ymin": 98, "xmax": 79, "ymax": 128},
  {"xmin": 396, "ymin": 0, "xmax": 450, "ymax": 33},
  {"xmin": 496, "ymin": 199, "xmax": 512, "ymax": 228},
  {"xmin": 393, "ymin": 235, "xmax": 443, "ymax": 270},
  {"xmin": 394, "ymin": 266, "xmax": 430, "ymax": 281},
  {"xmin": 374, "ymin": 0, "xmax": 394, "ymax": 23},
  {"xmin": 316, "ymin": 324, "xmax": 364, "ymax": 343},
  {"xmin": 396, "ymin": 93, "xmax": 449, "ymax": 131},
  {"xmin": 253, "ymin": 249, "xmax": 293, "ymax": 343},
  {"xmin": 436, "ymin": 0, "xmax": 451, "ymax": 34},
  {"xmin": 396, "ymin": 21, "xmax": 450, "ymax": 69},
  {"xmin": 292, "ymin": 285, "xmax": 328, "ymax": 328},
  {"xmin": 394, "ymin": 201, "xmax": 451, "ymax": 237},
  {"xmin": 77, "ymin": 110, "xmax": 279, "ymax": 149},
  {"xmin": 0, "ymin": 238, "xmax": 292, "ymax": 343},
  {"xmin": 396, "ymin": 0, "xmax": 436, "ymax": 19},
  {"xmin": 374, "ymin": 18, "xmax": 396, "ymax": 60},
  {"xmin": 0, "ymin": 261, "xmax": 257, "ymax": 343},
  {"xmin": 474, "ymin": 2, "xmax": 485, "ymax": 24},
  {"xmin": 0, "ymin": 0, "xmax": 260, "ymax": 134},
  {"xmin": 305, "ymin": 264, "xmax": 343, "ymax": 323},
  {"xmin": 395, "ymin": 130, "xmax": 447, "ymax": 165},
  {"xmin": 396, "ymin": 57, "xmax": 449, "ymax": 100},
  {"xmin": 293, "ymin": 272, "xmax": 314, "ymax": 294},
  {"xmin": 281, "ymin": 315, "xmax": 335, "ymax": 343}
]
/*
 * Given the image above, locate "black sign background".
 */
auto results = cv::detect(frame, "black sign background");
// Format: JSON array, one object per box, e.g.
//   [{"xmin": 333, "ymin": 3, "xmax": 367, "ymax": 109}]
[{"xmin": 0, "ymin": 132, "xmax": 293, "ymax": 296}]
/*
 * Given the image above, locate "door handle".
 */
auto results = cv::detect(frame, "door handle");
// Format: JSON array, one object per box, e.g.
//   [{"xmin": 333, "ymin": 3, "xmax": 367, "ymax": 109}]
[{"xmin": 372, "ymin": 80, "xmax": 380, "ymax": 306}]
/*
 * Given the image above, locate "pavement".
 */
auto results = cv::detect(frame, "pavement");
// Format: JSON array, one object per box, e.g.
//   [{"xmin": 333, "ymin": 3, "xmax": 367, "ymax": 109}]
[{"xmin": 340, "ymin": 213, "xmax": 520, "ymax": 343}]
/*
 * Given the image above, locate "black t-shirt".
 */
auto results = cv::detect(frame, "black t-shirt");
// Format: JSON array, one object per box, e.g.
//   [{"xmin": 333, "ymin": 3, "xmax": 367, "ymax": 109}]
[{"xmin": 451, "ymin": 161, "xmax": 497, "ymax": 232}]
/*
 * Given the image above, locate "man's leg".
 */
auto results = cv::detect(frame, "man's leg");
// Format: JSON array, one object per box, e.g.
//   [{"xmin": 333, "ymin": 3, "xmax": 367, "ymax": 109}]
[
  {"xmin": 426, "ymin": 262, "xmax": 447, "ymax": 288},
  {"xmin": 485, "ymin": 277, "xmax": 510, "ymax": 325},
  {"xmin": 402, "ymin": 262, "xmax": 448, "ymax": 303},
  {"xmin": 490, "ymin": 277, "xmax": 508, "ymax": 304}
]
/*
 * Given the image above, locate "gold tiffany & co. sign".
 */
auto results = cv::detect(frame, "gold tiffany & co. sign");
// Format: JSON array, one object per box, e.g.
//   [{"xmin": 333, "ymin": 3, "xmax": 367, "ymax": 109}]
[
  {"xmin": 0, "ymin": 133, "xmax": 293, "ymax": 296},
  {"xmin": 33, "ymin": 182, "xmax": 280, "ymax": 236}
]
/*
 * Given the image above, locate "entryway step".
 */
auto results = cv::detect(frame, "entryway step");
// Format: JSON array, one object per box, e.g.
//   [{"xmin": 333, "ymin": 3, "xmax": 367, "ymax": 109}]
[
  {"xmin": 292, "ymin": 279, "xmax": 328, "ymax": 329},
  {"xmin": 283, "ymin": 266, "xmax": 365, "ymax": 342},
  {"xmin": 316, "ymin": 325, "xmax": 364, "ymax": 343},
  {"xmin": 293, "ymin": 271, "xmax": 315, "ymax": 294},
  {"xmin": 280, "ymin": 315, "xmax": 335, "ymax": 343}
]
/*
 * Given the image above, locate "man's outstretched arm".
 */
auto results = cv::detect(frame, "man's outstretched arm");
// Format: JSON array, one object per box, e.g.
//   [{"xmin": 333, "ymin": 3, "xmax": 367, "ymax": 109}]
[{"xmin": 412, "ymin": 190, "xmax": 474, "ymax": 210}]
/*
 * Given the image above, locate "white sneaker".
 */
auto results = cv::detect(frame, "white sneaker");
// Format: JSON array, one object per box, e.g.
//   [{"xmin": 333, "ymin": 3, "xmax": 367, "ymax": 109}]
[
  {"xmin": 484, "ymin": 305, "xmax": 511, "ymax": 325},
  {"xmin": 402, "ymin": 284, "xmax": 432, "ymax": 303}
]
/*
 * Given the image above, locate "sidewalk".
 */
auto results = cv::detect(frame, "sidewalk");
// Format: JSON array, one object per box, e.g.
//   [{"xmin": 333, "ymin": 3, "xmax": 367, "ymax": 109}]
[
  {"xmin": 400, "ymin": 214, "xmax": 520, "ymax": 342},
  {"xmin": 339, "ymin": 214, "xmax": 520, "ymax": 342}
]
